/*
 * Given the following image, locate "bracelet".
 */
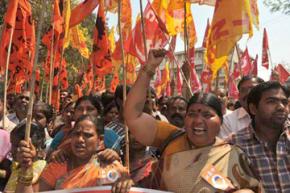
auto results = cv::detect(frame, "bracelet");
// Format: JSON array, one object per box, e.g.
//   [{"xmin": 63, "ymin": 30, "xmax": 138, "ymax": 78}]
[
  {"xmin": 141, "ymin": 65, "xmax": 155, "ymax": 77},
  {"xmin": 18, "ymin": 167, "xmax": 33, "ymax": 186},
  {"xmin": 0, "ymin": 169, "xmax": 6, "ymax": 178}
]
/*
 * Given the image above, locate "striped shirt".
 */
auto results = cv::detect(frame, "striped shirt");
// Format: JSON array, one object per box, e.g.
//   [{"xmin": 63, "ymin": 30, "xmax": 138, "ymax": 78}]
[{"xmin": 229, "ymin": 118, "xmax": 290, "ymax": 193}]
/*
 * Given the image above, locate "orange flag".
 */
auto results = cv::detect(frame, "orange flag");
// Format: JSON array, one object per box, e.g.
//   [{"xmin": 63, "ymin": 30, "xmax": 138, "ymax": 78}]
[
  {"xmin": 90, "ymin": 0, "xmax": 113, "ymax": 76},
  {"xmin": 70, "ymin": 0, "xmax": 99, "ymax": 27},
  {"xmin": 112, "ymin": 0, "xmax": 132, "ymax": 63},
  {"xmin": 1, "ymin": 0, "xmax": 35, "ymax": 93},
  {"xmin": 209, "ymin": 0, "xmax": 254, "ymax": 58}
]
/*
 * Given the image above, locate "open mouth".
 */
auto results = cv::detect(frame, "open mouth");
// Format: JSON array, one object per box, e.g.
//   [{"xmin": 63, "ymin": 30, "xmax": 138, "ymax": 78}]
[
  {"xmin": 75, "ymin": 144, "xmax": 86, "ymax": 151},
  {"xmin": 192, "ymin": 127, "xmax": 207, "ymax": 135}
]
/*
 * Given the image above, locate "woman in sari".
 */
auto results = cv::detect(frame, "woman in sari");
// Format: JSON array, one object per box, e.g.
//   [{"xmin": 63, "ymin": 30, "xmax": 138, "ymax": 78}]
[
  {"xmin": 15, "ymin": 115, "xmax": 133, "ymax": 193},
  {"xmin": 124, "ymin": 49, "xmax": 263, "ymax": 193}
]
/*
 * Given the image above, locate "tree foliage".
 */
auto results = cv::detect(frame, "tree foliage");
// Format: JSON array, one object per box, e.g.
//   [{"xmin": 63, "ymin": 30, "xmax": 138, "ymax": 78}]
[{"xmin": 264, "ymin": 0, "xmax": 290, "ymax": 15}]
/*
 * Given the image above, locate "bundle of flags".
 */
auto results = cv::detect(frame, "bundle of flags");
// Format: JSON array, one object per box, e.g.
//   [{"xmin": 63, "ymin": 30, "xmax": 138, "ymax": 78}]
[{"xmin": 3, "ymin": 0, "xmax": 289, "ymax": 106}]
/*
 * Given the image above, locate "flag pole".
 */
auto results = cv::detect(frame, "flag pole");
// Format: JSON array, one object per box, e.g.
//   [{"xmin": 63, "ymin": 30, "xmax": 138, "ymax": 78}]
[
  {"xmin": 118, "ymin": 0, "xmax": 129, "ymax": 169},
  {"xmin": 48, "ymin": 29, "xmax": 55, "ymax": 105},
  {"xmin": 2, "ymin": 26, "xmax": 15, "ymax": 130},
  {"xmin": 25, "ymin": 0, "xmax": 46, "ymax": 141},
  {"xmin": 39, "ymin": 76, "xmax": 44, "ymax": 101}
]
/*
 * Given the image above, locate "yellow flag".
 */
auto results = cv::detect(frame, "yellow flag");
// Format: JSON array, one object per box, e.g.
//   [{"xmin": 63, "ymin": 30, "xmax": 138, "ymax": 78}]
[
  {"xmin": 180, "ymin": 2, "xmax": 197, "ymax": 48},
  {"xmin": 204, "ymin": 21, "xmax": 227, "ymax": 78},
  {"xmin": 70, "ymin": 25, "xmax": 90, "ymax": 59},
  {"xmin": 250, "ymin": 0, "xmax": 259, "ymax": 29},
  {"xmin": 209, "ymin": 0, "xmax": 253, "ymax": 58},
  {"xmin": 63, "ymin": 0, "xmax": 71, "ymax": 49},
  {"xmin": 108, "ymin": 26, "xmax": 116, "ymax": 52}
]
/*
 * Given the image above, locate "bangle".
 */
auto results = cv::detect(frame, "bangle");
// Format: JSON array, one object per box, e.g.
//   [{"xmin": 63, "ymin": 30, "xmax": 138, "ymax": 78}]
[
  {"xmin": 141, "ymin": 65, "xmax": 155, "ymax": 77},
  {"xmin": 0, "ymin": 169, "xmax": 6, "ymax": 178},
  {"xmin": 18, "ymin": 167, "xmax": 33, "ymax": 186}
]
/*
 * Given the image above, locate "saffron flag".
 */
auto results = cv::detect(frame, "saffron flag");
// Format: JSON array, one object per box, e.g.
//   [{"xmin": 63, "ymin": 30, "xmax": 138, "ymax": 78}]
[
  {"xmin": 160, "ymin": 63, "xmax": 170, "ymax": 93},
  {"xmin": 252, "ymin": 54, "xmax": 258, "ymax": 76},
  {"xmin": 90, "ymin": 0, "xmax": 113, "ymax": 76},
  {"xmin": 250, "ymin": 0, "xmax": 259, "ymax": 29},
  {"xmin": 126, "ymin": 2, "xmax": 169, "ymax": 64},
  {"xmin": 126, "ymin": 55, "xmax": 137, "ymax": 85},
  {"xmin": 155, "ymin": 67, "xmax": 162, "ymax": 97},
  {"xmin": 3, "ymin": 0, "xmax": 19, "ymax": 28},
  {"xmin": 70, "ymin": 0, "xmax": 99, "ymax": 27},
  {"xmin": 240, "ymin": 47, "xmax": 252, "ymax": 76},
  {"xmin": 209, "ymin": 0, "xmax": 254, "ymax": 58},
  {"xmin": 112, "ymin": 0, "xmax": 132, "ymax": 63},
  {"xmin": 63, "ymin": 0, "xmax": 72, "ymax": 48},
  {"xmin": 262, "ymin": 28, "xmax": 269, "ymax": 69},
  {"xmin": 1, "ymin": 0, "xmax": 35, "ymax": 93}
]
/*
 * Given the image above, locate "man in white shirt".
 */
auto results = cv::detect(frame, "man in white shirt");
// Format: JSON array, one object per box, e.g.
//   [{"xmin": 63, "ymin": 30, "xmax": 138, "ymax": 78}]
[{"xmin": 219, "ymin": 76, "xmax": 264, "ymax": 139}]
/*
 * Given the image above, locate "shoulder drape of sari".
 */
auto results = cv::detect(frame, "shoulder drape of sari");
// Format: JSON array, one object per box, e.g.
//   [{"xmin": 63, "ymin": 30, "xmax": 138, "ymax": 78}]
[
  {"xmin": 159, "ymin": 139, "xmax": 263, "ymax": 193},
  {"xmin": 41, "ymin": 156, "xmax": 128, "ymax": 190}
]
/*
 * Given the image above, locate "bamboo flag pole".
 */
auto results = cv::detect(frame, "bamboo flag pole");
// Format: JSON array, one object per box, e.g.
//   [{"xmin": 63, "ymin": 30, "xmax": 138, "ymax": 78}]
[
  {"xmin": 25, "ymin": 0, "xmax": 46, "ymax": 141},
  {"xmin": 2, "ymin": 26, "xmax": 15, "ymax": 130},
  {"xmin": 48, "ymin": 29, "xmax": 55, "ymax": 105},
  {"xmin": 39, "ymin": 76, "xmax": 44, "ymax": 101},
  {"xmin": 118, "ymin": 0, "xmax": 129, "ymax": 168},
  {"xmin": 139, "ymin": 0, "xmax": 148, "ymax": 62}
]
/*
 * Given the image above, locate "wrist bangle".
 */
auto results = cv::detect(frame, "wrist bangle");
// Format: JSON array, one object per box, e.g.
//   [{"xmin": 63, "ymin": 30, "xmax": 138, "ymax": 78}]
[
  {"xmin": 18, "ymin": 167, "xmax": 33, "ymax": 186},
  {"xmin": 0, "ymin": 170, "xmax": 6, "ymax": 178},
  {"xmin": 141, "ymin": 65, "xmax": 155, "ymax": 77}
]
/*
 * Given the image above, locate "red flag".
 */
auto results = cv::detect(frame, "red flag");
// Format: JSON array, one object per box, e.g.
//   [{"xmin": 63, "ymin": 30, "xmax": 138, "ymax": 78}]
[
  {"xmin": 190, "ymin": 65, "xmax": 202, "ymax": 93},
  {"xmin": 176, "ymin": 65, "xmax": 183, "ymax": 95},
  {"xmin": 201, "ymin": 67, "xmax": 212, "ymax": 93},
  {"xmin": 274, "ymin": 64, "xmax": 290, "ymax": 84},
  {"xmin": 70, "ymin": 0, "xmax": 99, "ymax": 27},
  {"xmin": 202, "ymin": 19, "xmax": 210, "ymax": 48},
  {"xmin": 228, "ymin": 76, "xmax": 239, "ymax": 100},
  {"xmin": 232, "ymin": 62, "xmax": 241, "ymax": 79},
  {"xmin": 252, "ymin": 54, "xmax": 258, "ymax": 76},
  {"xmin": 240, "ymin": 48, "xmax": 252, "ymax": 76},
  {"xmin": 262, "ymin": 28, "xmax": 269, "ymax": 69},
  {"xmin": 3, "ymin": 0, "xmax": 20, "ymax": 28},
  {"xmin": 90, "ymin": 1, "xmax": 113, "ymax": 76},
  {"xmin": 125, "ymin": 2, "xmax": 169, "ymax": 65}
]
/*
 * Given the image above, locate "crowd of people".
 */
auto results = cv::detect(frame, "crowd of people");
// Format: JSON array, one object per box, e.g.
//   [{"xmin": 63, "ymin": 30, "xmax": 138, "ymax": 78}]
[{"xmin": 0, "ymin": 49, "xmax": 289, "ymax": 193}]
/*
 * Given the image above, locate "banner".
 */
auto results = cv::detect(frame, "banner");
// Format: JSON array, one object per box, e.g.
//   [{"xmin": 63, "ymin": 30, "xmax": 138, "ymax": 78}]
[{"xmin": 41, "ymin": 186, "xmax": 172, "ymax": 193}]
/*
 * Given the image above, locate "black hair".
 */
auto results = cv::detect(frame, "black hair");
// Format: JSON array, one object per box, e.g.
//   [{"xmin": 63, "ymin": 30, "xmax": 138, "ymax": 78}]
[
  {"xmin": 11, "ymin": 120, "xmax": 46, "ymax": 149},
  {"xmin": 168, "ymin": 96, "xmax": 187, "ymax": 108},
  {"xmin": 157, "ymin": 95, "xmax": 170, "ymax": 105},
  {"xmin": 101, "ymin": 91, "xmax": 115, "ymax": 109},
  {"xmin": 104, "ymin": 101, "xmax": 118, "ymax": 116},
  {"xmin": 34, "ymin": 101, "xmax": 54, "ymax": 122},
  {"xmin": 75, "ymin": 95, "xmax": 103, "ymax": 115},
  {"xmin": 187, "ymin": 92, "xmax": 223, "ymax": 123},
  {"xmin": 73, "ymin": 114, "xmax": 99, "ymax": 135},
  {"xmin": 247, "ymin": 81, "xmax": 289, "ymax": 111},
  {"xmin": 237, "ymin": 75, "xmax": 264, "ymax": 91}
]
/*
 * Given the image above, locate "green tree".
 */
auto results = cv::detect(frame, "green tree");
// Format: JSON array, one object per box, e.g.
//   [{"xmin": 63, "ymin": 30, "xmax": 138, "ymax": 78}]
[{"xmin": 264, "ymin": 0, "xmax": 290, "ymax": 15}]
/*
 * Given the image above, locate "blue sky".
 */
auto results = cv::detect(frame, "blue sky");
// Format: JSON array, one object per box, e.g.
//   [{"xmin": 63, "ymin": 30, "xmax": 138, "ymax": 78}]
[{"xmin": 106, "ymin": 0, "xmax": 290, "ymax": 80}]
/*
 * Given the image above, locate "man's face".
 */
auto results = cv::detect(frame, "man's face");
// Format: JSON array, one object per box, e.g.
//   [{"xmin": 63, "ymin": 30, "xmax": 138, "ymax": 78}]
[
  {"xmin": 238, "ymin": 79, "xmax": 260, "ymax": 110},
  {"xmin": 167, "ymin": 99, "xmax": 187, "ymax": 128},
  {"xmin": 250, "ymin": 88, "xmax": 289, "ymax": 130},
  {"xmin": 15, "ymin": 91, "xmax": 30, "ymax": 115}
]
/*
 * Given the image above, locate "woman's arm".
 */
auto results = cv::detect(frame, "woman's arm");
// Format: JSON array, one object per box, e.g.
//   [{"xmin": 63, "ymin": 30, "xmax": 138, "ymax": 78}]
[{"xmin": 124, "ymin": 49, "xmax": 167, "ymax": 146}]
